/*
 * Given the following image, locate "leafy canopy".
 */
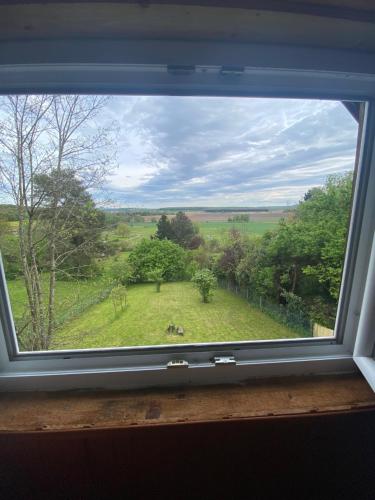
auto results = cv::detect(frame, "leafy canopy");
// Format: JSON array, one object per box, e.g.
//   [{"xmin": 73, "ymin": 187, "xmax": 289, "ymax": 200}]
[
  {"xmin": 192, "ymin": 268, "xmax": 217, "ymax": 303},
  {"xmin": 128, "ymin": 239, "xmax": 187, "ymax": 282}
]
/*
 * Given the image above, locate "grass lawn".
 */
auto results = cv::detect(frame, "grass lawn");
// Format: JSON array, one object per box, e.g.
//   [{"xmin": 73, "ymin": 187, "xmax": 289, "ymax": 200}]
[
  {"xmin": 7, "ymin": 276, "xmax": 108, "ymax": 326},
  {"xmin": 52, "ymin": 281, "xmax": 301, "ymax": 350}
]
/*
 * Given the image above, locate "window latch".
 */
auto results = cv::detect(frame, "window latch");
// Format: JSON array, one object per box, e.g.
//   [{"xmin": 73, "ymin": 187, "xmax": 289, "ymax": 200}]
[
  {"xmin": 167, "ymin": 359, "xmax": 189, "ymax": 369},
  {"xmin": 212, "ymin": 356, "xmax": 237, "ymax": 366}
]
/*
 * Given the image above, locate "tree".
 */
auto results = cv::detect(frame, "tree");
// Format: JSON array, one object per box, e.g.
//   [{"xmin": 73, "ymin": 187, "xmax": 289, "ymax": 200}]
[
  {"xmin": 156, "ymin": 211, "xmax": 203, "ymax": 249},
  {"xmin": 34, "ymin": 169, "xmax": 105, "ymax": 279},
  {"xmin": 228, "ymin": 173, "xmax": 353, "ymax": 327},
  {"xmin": 170, "ymin": 211, "xmax": 196, "ymax": 248},
  {"xmin": 128, "ymin": 239, "xmax": 187, "ymax": 282},
  {"xmin": 0, "ymin": 95, "xmax": 116, "ymax": 350},
  {"xmin": 147, "ymin": 268, "xmax": 164, "ymax": 292},
  {"xmin": 155, "ymin": 214, "xmax": 173, "ymax": 240},
  {"xmin": 116, "ymin": 222, "xmax": 130, "ymax": 238},
  {"xmin": 192, "ymin": 268, "xmax": 217, "ymax": 303},
  {"xmin": 216, "ymin": 231, "xmax": 246, "ymax": 284}
]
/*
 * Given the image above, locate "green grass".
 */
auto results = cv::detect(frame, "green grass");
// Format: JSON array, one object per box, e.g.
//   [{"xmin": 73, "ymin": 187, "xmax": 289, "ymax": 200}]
[
  {"xmin": 6, "ymin": 276, "xmax": 108, "ymax": 326},
  {"xmin": 52, "ymin": 281, "xmax": 300, "ymax": 350},
  {"xmin": 123, "ymin": 220, "xmax": 278, "ymax": 247},
  {"xmin": 197, "ymin": 221, "xmax": 278, "ymax": 240}
]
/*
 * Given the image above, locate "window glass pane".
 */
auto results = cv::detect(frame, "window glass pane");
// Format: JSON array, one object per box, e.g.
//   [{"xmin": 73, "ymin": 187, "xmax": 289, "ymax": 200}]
[{"xmin": 0, "ymin": 96, "xmax": 359, "ymax": 351}]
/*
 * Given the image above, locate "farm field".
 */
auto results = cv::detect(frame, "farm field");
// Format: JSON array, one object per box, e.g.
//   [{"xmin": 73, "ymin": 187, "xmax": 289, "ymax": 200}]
[
  {"xmin": 52, "ymin": 281, "xmax": 301, "ymax": 350},
  {"xmin": 121, "ymin": 219, "xmax": 279, "ymax": 245}
]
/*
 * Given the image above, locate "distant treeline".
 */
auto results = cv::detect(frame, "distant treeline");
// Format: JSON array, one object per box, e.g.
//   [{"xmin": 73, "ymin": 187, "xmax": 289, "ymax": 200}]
[{"xmin": 103, "ymin": 206, "xmax": 294, "ymax": 215}]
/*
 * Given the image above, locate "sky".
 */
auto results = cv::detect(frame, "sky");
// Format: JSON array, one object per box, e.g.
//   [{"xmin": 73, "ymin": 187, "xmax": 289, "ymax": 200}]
[{"xmin": 101, "ymin": 96, "xmax": 358, "ymax": 208}]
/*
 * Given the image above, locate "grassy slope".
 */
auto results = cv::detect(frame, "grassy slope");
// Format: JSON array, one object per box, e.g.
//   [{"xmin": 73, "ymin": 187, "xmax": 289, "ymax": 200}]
[{"xmin": 52, "ymin": 281, "xmax": 300, "ymax": 349}]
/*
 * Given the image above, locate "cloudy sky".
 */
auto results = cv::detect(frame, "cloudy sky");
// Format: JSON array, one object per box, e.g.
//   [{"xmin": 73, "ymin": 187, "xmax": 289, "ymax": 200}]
[{"xmin": 102, "ymin": 96, "xmax": 358, "ymax": 208}]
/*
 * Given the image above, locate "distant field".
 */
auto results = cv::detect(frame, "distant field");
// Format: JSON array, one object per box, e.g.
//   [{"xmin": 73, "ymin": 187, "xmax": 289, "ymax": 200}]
[
  {"xmin": 198, "ymin": 221, "xmax": 278, "ymax": 239},
  {"xmin": 52, "ymin": 281, "xmax": 300, "ymax": 349},
  {"xmin": 143, "ymin": 210, "xmax": 286, "ymax": 223},
  {"xmin": 123, "ymin": 219, "xmax": 279, "ymax": 245}
]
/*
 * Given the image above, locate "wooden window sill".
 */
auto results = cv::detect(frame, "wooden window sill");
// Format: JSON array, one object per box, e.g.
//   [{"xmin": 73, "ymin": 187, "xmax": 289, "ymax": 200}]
[{"xmin": 0, "ymin": 373, "xmax": 374, "ymax": 434}]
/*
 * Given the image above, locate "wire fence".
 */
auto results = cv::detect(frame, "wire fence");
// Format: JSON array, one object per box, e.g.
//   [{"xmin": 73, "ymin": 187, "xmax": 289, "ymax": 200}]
[
  {"xmin": 54, "ymin": 284, "xmax": 114, "ymax": 329},
  {"xmin": 218, "ymin": 279, "xmax": 313, "ymax": 337}
]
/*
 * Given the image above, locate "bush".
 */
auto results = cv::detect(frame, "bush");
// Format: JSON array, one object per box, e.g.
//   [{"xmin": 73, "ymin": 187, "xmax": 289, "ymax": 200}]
[
  {"xmin": 192, "ymin": 268, "xmax": 217, "ymax": 303},
  {"xmin": 107, "ymin": 259, "xmax": 133, "ymax": 286},
  {"xmin": 128, "ymin": 239, "xmax": 187, "ymax": 282}
]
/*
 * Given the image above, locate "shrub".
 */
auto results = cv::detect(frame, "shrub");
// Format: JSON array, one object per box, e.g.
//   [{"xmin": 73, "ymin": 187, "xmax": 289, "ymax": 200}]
[
  {"xmin": 192, "ymin": 268, "xmax": 217, "ymax": 303},
  {"xmin": 107, "ymin": 259, "xmax": 133, "ymax": 286}
]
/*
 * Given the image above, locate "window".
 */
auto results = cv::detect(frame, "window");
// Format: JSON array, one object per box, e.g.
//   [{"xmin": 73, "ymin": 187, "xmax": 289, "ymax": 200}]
[
  {"xmin": 0, "ymin": 42, "xmax": 374, "ymax": 392},
  {"xmin": 0, "ymin": 95, "xmax": 359, "ymax": 352}
]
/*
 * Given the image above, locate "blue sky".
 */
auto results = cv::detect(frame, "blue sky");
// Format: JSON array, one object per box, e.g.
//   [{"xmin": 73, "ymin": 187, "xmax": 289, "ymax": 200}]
[{"xmin": 103, "ymin": 96, "xmax": 358, "ymax": 208}]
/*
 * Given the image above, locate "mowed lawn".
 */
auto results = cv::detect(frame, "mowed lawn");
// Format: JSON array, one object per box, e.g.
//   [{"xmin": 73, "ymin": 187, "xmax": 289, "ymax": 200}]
[{"xmin": 52, "ymin": 281, "xmax": 300, "ymax": 349}]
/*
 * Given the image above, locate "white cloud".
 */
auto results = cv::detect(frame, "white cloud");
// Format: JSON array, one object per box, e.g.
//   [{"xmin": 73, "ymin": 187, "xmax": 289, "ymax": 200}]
[{"xmin": 99, "ymin": 96, "xmax": 358, "ymax": 207}]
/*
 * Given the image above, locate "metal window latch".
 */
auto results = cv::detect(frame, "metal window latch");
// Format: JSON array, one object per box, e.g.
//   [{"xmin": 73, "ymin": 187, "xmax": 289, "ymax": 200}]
[
  {"xmin": 212, "ymin": 356, "xmax": 237, "ymax": 366},
  {"xmin": 167, "ymin": 359, "xmax": 189, "ymax": 369}
]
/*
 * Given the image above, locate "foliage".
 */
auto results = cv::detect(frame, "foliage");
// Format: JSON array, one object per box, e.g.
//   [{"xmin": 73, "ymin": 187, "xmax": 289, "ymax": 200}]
[
  {"xmin": 107, "ymin": 258, "xmax": 133, "ymax": 286},
  {"xmin": 228, "ymin": 214, "xmax": 250, "ymax": 222},
  {"xmin": 110, "ymin": 285, "xmax": 127, "ymax": 314},
  {"xmin": 147, "ymin": 267, "xmax": 164, "ymax": 292},
  {"xmin": 170, "ymin": 211, "xmax": 197, "ymax": 248},
  {"xmin": 128, "ymin": 239, "xmax": 187, "ymax": 282},
  {"xmin": 35, "ymin": 169, "xmax": 105, "ymax": 279},
  {"xmin": 155, "ymin": 214, "xmax": 173, "ymax": 240},
  {"xmin": 192, "ymin": 268, "xmax": 217, "ymax": 303},
  {"xmin": 0, "ymin": 94, "xmax": 115, "ymax": 349},
  {"xmin": 116, "ymin": 222, "xmax": 130, "ymax": 238},
  {"xmin": 188, "ymin": 234, "xmax": 205, "ymax": 249},
  {"xmin": 155, "ymin": 211, "xmax": 202, "ymax": 249},
  {"xmin": 0, "ymin": 232, "xmax": 21, "ymax": 279},
  {"xmin": 0, "ymin": 204, "xmax": 18, "ymax": 222},
  {"xmin": 215, "ymin": 231, "xmax": 246, "ymax": 283},
  {"xmin": 215, "ymin": 173, "xmax": 353, "ymax": 328}
]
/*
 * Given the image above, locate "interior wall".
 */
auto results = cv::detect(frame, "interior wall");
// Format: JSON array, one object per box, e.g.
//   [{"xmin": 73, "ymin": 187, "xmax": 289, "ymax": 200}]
[{"xmin": 1, "ymin": 411, "xmax": 375, "ymax": 500}]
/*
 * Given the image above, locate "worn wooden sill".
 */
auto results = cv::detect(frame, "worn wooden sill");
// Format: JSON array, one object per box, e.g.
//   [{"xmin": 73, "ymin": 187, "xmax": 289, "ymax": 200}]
[{"xmin": 0, "ymin": 373, "xmax": 374, "ymax": 433}]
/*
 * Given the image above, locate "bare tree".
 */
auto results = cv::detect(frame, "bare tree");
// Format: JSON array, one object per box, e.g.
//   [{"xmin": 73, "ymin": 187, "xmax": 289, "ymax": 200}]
[{"xmin": 0, "ymin": 95, "xmax": 116, "ymax": 350}]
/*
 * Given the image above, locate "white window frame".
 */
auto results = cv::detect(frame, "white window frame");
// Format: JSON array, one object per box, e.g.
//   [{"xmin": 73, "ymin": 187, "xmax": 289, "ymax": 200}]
[{"xmin": 0, "ymin": 39, "xmax": 374, "ymax": 391}]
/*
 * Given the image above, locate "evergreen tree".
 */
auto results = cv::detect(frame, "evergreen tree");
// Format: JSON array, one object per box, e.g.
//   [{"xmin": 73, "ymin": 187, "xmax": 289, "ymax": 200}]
[
  {"xmin": 155, "ymin": 214, "xmax": 173, "ymax": 240},
  {"xmin": 170, "ymin": 211, "xmax": 196, "ymax": 248}
]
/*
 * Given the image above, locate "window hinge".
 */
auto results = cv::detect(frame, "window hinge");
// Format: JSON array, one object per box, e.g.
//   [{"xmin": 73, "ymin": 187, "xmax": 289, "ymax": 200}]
[
  {"xmin": 212, "ymin": 356, "xmax": 237, "ymax": 366},
  {"xmin": 167, "ymin": 359, "xmax": 189, "ymax": 369}
]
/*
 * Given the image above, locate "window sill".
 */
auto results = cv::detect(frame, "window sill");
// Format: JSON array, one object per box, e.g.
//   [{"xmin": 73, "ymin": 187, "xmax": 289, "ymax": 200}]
[{"xmin": 0, "ymin": 373, "xmax": 374, "ymax": 433}]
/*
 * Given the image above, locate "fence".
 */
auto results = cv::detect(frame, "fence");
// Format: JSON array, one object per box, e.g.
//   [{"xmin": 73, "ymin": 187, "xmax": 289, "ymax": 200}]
[
  {"xmin": 313, "ymin": 323, "xmax": 334, "ymax": 337},
  {"xmin": 54, "ymin": 284, "xmax": 114, "ymax": 329},
  {"xmin": 218, "ymin": 279, "xmax": 313, "ymax": 337}
]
